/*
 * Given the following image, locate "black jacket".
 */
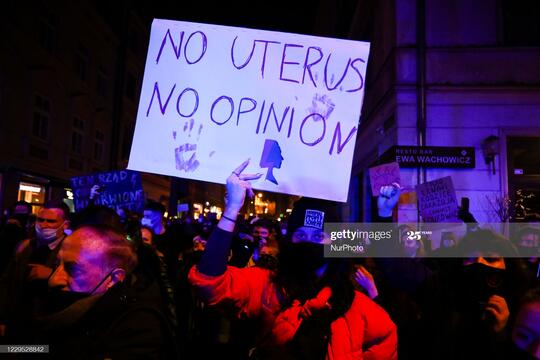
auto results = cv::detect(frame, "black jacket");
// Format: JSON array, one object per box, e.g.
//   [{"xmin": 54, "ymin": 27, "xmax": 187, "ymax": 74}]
[{"xmin": 34, "ymin": 280, "xmax": 178, "ymax": 359}]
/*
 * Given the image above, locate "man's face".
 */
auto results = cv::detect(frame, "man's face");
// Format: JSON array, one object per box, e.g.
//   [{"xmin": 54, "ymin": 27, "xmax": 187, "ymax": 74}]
[
  {"xmin": 36, "ymin": 208, "xmax": 67, "ymax": 236},
  {"xmin": 519, "ymin": 233, "xmax": 539, "ymax": 249},
  {"xmin": 253, "ymin": 226, "xmax": 270, "ymax": 241},
  {"xmin": 513, "ymin": 301, "xmax": 540, "ymax": 358},
  {"xmin": 49, "ymin": 229, "xmax": 113, "ymax": 294},
  {"xmin": 141, "ymin": 228, "xmax": 153, "ymax": 246},
  {"xmin": 442, "ymin": 239, "xmax": 455, "ymax": 248}
]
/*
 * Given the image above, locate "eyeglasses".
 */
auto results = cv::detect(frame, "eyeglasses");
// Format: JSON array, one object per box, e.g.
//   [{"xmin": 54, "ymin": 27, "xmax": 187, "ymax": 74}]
[{"xmin": 36, "ymin": 217, "xmax": 59, "ymax": 224}]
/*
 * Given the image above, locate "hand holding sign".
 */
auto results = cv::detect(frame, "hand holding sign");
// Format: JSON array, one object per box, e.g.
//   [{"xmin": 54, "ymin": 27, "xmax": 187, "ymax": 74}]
[{"xmin": 369, "ymin": 162, "xmax": 401, "ymax": 196}]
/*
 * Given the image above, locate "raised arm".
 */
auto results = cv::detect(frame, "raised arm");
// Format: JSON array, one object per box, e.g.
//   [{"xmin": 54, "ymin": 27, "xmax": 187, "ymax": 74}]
[{"xmin": 195, "ymin": 159, "xmax": 261, "ymax": 276}]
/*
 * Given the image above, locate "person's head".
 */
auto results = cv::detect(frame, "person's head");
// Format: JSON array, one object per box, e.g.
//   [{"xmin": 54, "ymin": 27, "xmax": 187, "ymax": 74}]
[
  {"xmin": 7, "ymin": 201, "xmax": 33, "ymax": 230},
  {"xmin": 251, "ymin": 219, "xmax": 272, "ymax": 243},
  {"xmin": 140, "ymin": 225, "xmax": 154, "ymax": 247},
  {"xmin": 513, "ymin": 287, "xmax": 540, "ymax": 359},
  {"xmin": 401, "ymin": 235, "xmax": 424, "ymax": 258},
  {"xmin": 459, "ymin": 229, "xmax": 517, "ymax": 270},
  {"xmin": 441, "ymin": 231, "xmax": 457, "ymax": 249},
  {"xmin": 279, "ymin": 198, "xmax": 338, "ymax": 290},
  {"xmin": 514, "ymin": 227, "xmax": 540, "ymax": 258},
  {"xmin": 35, "ymin": 201, "xmax": 70, "ymax": 244},
  {"xmin": 142, "ymin": 200, "xmax": 166, "ymax": 234},
  {"xmin": 49, "ymin": 224, "xmax": 137, "ymax": 295}
]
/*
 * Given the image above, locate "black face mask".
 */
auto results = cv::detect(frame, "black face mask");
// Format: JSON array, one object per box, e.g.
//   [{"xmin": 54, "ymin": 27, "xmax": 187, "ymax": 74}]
[
  {"xmin": 279, "ymin": 242, "xmax": 327, "ymax": 302},
  {"xmin": 42, "ymin": 270, "xmax": 114, "ymax": 314},
  {"xmin": 283, "ymin": 242, "xmax": 326, "ymax": 273},
  {"xmin": 461, "ymin": 263, "xmax": 506, "ymax": 310}
]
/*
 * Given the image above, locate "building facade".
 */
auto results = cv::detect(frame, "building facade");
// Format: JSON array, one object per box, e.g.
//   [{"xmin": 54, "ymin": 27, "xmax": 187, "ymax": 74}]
[{"xmin": 343, "ymin": 0, "xmax": 540, "ymax": 224}]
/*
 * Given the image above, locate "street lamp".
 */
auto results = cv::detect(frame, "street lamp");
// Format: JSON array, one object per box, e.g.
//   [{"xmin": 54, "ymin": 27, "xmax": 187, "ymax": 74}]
[{"xmin": 481, "ymin": 135, "xmax": 500, "ymax": 175}]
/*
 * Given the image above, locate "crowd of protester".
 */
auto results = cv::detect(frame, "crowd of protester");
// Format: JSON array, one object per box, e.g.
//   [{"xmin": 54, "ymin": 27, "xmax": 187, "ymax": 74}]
[{"xmin": 0, "ymin": 163, "xmax": 539, "ymax": 359}]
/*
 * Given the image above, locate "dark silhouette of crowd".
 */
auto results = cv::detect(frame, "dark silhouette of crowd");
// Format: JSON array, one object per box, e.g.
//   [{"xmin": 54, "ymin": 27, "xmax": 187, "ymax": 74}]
[{"xmin": 0, "ymin": 164, "xmax": 539, "ymax": 359}]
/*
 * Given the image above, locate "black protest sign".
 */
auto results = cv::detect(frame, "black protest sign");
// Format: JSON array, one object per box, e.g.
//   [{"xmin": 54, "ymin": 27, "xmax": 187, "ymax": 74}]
[
  {"xmin": 416, "ymin": 176, "xmax": 459, "ymax": 223},
  {"xmin": 71, "ymin": 170, "xmax": 144, "ymax": 213}
]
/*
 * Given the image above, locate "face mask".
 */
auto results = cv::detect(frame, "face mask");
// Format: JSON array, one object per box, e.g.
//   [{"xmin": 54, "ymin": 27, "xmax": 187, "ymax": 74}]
[
  {"xmin": 43, "ymin": 269, "xmax": 114, "ymax": 314},
  {"xmin": 35, "ymin": 222, "xmax": 65, "ymax": 243},
  {"xmin": 279, "ymin": 242, "xmax": 327, "ymax": 302},
  {"xmin": 461, "ymin": 263, "xmax": 506, "ymax": 311}
]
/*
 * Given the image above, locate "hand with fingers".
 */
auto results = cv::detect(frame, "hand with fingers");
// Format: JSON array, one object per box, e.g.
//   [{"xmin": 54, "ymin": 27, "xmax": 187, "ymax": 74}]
[
  {"xmin": 219, "ymin": 160, "xmax": 262, "ymax": 231},
  {"xmin": 377, "ymin": 182, "xmax": 401, "ymax": 218},
  {"xmin": 354, "ymin": 266, "xmax": 379, "ymax": 299},
  {"xmin": 483, "ymin": 294, "xmax": 510, "ymax": 333}
]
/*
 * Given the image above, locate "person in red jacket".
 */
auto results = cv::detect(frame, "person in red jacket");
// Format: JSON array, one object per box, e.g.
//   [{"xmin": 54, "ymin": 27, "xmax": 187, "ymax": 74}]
[{"xmin": 189, "ymin": 160, "xmax": 398, "ymax": 359}]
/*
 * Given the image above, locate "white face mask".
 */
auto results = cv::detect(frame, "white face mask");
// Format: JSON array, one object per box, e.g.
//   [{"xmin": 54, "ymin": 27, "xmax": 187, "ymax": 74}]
[{"xmin": 36, "ymin": 222, "xmax": 65, "ymax": 242}]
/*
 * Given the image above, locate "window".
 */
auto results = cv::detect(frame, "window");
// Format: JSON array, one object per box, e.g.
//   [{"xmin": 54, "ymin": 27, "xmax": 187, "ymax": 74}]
[
  {"xmin": 32, "ymin": 95, "xmax": 50, "ymax": 140},
  {"xmin": 75, "ymin": 44, "xmax": 89, "ymax": 82},
  {"xmin": 71, "ymin": 117, "xmax": 84, "ymax": 154},
  {"xmin": 94, "ymin": 130, "xmax": 104, "ymax": 161},
  {"xmin": 97, "ymin": 67, "xmax": 108, "ymax": 97},
  {"xmin": 126, "ymin": 72, "xmax": 137, "ymax": 101},
  {"xmin": 501, "ymin": 0, "xmax": 540, "ymax": 46}
]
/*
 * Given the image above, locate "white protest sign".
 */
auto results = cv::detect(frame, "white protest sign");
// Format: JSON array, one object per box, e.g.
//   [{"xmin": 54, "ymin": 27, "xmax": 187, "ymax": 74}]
[{"xmin": 128, "ymin": 19, "xmax": 370, "ymax": 202}]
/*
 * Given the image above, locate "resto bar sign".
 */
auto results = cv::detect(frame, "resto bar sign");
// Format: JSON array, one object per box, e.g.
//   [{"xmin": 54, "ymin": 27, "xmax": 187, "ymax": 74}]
[{"xmin": 382, "ymin": 146, "xmax": 475, "ymax": 169}]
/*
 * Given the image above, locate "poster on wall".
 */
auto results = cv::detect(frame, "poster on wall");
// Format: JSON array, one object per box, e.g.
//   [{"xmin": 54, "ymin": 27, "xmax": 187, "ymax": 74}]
[{"xmin": 128, "ymin": 19, "xmax": 370, "ymax": 202}]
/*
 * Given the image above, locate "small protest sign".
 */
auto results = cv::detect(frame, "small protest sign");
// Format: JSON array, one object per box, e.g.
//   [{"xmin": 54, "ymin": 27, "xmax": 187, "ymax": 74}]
[
  {"xmin": 369, "ymin": 162, "xmax": 401, "ymax": 196},
  {"xmin": 416, "ymin": 176, "xmax": 459, "ymax": 223},
  {"xmin": 71, "ymin": 170, "xmax": 144, "ymax": 214}
]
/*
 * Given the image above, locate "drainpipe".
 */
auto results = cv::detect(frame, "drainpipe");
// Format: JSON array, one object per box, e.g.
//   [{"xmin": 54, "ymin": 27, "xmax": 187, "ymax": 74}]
[{"xmin": 416, "ymin": 0, "xmax": 427, "ymax": 220}]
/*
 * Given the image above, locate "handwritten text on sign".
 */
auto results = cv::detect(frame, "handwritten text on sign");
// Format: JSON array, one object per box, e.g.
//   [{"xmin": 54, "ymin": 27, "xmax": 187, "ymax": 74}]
[
  {"xmin": 128, "ymin": 19, "xmax": 370, "ymax": 202},
  {"xmin": 416, "ymin": 176, "xmax": 459, "ymax": 223},
  {"xmin": 369, "ymin": 162, "xmax": 401, "ymax": 196},
  {"xmin": 70, "ymin": 170, "xmax": 144, "ymax": 214}
]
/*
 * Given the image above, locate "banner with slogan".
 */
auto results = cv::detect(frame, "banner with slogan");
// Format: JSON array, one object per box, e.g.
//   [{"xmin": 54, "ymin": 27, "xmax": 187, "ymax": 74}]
[
  {"xmin": 369, "ymin": 162, "xmax": 401, "ymax": 196},
  {"xmin": 416, "ymin": 176, "xmax": 459, "ymax": 223},
  {"xmin": 70, "ymin": 170, "xmax": 144, "ymax": 214},
  {"xmin": 128, "ymin": 19, "xmax": 370, "ymax": 202}
]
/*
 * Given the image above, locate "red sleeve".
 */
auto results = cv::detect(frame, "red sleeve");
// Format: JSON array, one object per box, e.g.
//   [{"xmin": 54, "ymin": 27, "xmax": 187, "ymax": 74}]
[
  {"xmin": 188, "ymin": 264, "xmax": 271, "ymax": 317},
  {"xmin": 357, "ymin": 292, "xmax": 398, "ymax": 360}
]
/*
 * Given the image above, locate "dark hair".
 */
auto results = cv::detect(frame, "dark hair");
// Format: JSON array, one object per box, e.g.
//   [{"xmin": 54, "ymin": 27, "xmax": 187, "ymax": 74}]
[
  {"xmin": 42, "ymin": 200, "xmax": 70, "ymax": 220},
  {"xmin": 71, "ymin": 205, "xmax": 124, "ymax": 233},
  {"xmin": 251, "ymin": 218, "xmax": 272, "ymax": 231},
  {"xmin": 144, "ymin": 200, "xmax": 166, "ymax": 215},
  {"xmin": 13, "ymin": 200, "xmax": 32, "ymax": 214},
  {"xmin": 457, "ymin": 229, "xmax": 518, "ymax": 258}
]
